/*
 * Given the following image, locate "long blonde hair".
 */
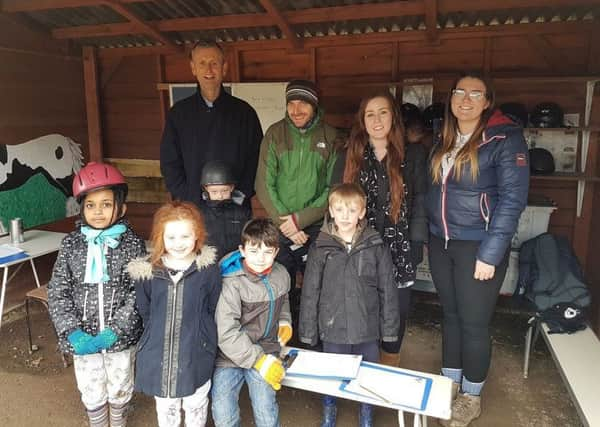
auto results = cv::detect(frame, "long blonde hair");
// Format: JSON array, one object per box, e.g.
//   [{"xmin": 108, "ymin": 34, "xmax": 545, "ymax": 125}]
[{"xmin": 430, "ymin": 73, "xmax": 495, "ymax": 183}]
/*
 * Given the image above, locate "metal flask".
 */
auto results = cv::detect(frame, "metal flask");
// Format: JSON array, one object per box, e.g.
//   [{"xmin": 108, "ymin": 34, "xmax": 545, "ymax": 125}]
[{"xmin": 9, "ymin": 218, "xmax": 24, "ymax": 244}]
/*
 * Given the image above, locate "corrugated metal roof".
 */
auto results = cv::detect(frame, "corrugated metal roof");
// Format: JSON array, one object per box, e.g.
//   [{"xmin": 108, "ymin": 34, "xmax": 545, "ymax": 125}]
[
  {"xmin": 16, "ymin": 1, "xmax": 600, "ymax": 49},
  {"xmin": 174, "ymin": 27, "xmax": 283, "ymax": 44},
  {"xmin": 129, "ymin": 0, "xmax": 265, "ymax": 20},
  {"xmin": 27, "ymin": 5, "xmax": 127, "ymax": 28}
]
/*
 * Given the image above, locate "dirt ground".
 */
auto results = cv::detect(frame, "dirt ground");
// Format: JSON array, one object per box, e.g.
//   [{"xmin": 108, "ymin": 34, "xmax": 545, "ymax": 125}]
[{"xmin": 0, "ymin": 299, "xmax": 581, "ymax": 427}]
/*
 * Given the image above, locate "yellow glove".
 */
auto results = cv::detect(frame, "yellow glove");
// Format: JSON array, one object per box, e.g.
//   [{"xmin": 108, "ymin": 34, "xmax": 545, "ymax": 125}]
[
  {"xmin": 254, "ymin": 354, "xmax": 285, "ymax": 391},
  {"xmin": 278, "ymin": 321, "xmax": 293, "ymax": 346}
]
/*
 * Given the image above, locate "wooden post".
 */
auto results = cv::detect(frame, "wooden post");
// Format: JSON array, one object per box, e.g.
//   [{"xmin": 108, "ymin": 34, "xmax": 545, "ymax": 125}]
[
  {"xmin": 574, "ymin": 133, "xmax": 599, "ymax": 270},
  {"xmin": 83, "ymin": 45, "xmax": 103, "ymax": 162},
  {"xmin": 309, "ymin": 47, "xmax": 316, "ymax": 81},
  {"xmin": 156, "ymin": 54, "xmax": 167, "ymax": 127}
]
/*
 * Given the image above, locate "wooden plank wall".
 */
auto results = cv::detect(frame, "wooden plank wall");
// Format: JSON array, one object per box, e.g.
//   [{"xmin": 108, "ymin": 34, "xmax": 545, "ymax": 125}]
[
  {"xmin": 0, "ymin": 16, "xmax": 87, "ymax": 150},
  {"xmin": 97, "ymin": 28, "xmax": 600, "ymax": 274},
  {"xmin": 0, "ymin": 16, "xmax": 88, "ymax": 299}
]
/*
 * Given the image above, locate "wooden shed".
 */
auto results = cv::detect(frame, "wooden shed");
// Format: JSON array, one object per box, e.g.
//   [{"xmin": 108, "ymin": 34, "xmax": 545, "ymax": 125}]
[{"xmin": 1, "ymin": 0, "xmax": 600, "ymax": 328}]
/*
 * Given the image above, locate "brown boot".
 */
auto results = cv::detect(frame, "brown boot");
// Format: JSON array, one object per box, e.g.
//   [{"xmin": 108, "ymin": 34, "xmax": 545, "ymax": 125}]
[
  {"xmin": 379, "ymin": 350, "xmax": 401, "ymax": 367},
  {"xmin": 448, "ymin": 393, "xmax": 481, "ymax": 427}
]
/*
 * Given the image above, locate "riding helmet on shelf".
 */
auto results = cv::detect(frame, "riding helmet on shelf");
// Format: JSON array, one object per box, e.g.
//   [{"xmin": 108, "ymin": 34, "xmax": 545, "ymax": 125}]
[
  {"xmin": 530, "ymin": 102, "xmax": 564, "ymax": 128},
  {"xmin": 499, "ymin": 102, "xmax": 529, "ymax": 128},
  {"xmin": 423, "ymin": 102, "xmax": 445, "ymax": 130},
  {"xmin": 400, "ymin": 103, "xmax": 422, "ymax": 126},
  {"xmin": 528, "ymin": 148, "xmax": 555, "ymax": 175}
]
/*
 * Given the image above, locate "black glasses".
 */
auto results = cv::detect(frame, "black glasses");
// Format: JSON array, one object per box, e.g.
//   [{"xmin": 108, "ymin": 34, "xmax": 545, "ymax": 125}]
[{"xmin": 452, "ymin": 88, "xmax": 485, "ymax": 101}]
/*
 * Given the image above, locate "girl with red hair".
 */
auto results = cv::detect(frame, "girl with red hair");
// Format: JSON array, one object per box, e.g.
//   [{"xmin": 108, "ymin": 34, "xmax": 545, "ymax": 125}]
[{"xmin": 128, "ymin": 201, "xmax": 221, "ymax": 427}]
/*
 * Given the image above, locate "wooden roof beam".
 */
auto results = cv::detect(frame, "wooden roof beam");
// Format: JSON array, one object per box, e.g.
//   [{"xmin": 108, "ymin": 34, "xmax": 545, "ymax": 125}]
[
  {"xmin": 51, "ymin": 1, "xmax": 427, "ymax": 40},
  {"xmin": 424, "ymin": 0, "xmax": 439, "ymax": 42},
  {"xmin": 98, "ymin": 20, "xmax": 596, "ymax": 59},
  {"xmin": 257, "ymin": 0, "xmax": 302, "ymax": 50},
  {"xmin": 53, "ymin": 13, "xmax": 273, "ymax": 39},
  {"xmin": 102, "ymin": 0, "xmax": 181, "ymax": 52}
]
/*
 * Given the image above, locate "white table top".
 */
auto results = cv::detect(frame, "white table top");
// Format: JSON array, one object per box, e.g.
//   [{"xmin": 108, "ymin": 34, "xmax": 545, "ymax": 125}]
[
  {"xmin": 281, "ymin": 347, "xmax": 452, "ymax": 420},
  {"xmin": 0, "ymin": 229, "xmax": 66, "ymax": 267}
]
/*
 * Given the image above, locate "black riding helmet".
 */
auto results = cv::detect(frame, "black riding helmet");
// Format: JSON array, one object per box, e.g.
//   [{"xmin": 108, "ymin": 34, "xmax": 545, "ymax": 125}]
[
  {"xmin": 400, "ymin": 103, "xmax": 421, "ymax": 124},
  {"xmin": 529, "ymin": 147, "xmax": 555, "ymax": 175},
  {"xmin": 423, "ymin": 102, "xmax": 445, "ymax": 130},
  {"xmin": 200, "ymin": 160, "xmax": 236, "ymax": 186},
  {"xmin": 530, "ymin": 102, "xmax": 564, "ymax": 128}
]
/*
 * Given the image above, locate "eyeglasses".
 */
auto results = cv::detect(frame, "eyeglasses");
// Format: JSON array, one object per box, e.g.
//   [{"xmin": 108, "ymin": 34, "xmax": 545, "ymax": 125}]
[{"xmin": 452, "ymin": 88, "xmax": 485, "ymax": 101}]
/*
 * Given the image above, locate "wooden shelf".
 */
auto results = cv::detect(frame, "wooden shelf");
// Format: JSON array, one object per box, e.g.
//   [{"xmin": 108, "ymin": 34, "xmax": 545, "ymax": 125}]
[
  {"xmin": 530, "ymin": 173, "xmax": 600, "ymax": 182},
  {"xmin": 524, "ymin": 127, "xmax": 600, "ymax": 132}
]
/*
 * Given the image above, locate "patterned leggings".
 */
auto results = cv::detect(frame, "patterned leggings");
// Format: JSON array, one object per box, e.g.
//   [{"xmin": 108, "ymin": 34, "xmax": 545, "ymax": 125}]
[{"xmin": 155, "ymin": 380, "xmax": 211, "ymax": 427}]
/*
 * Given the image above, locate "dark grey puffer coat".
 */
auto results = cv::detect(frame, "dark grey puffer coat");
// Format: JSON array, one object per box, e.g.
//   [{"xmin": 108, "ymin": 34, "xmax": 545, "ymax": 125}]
[
  {"xmin": 48, "ymin": 219, "xmax": 147, "ymax": 354},
  {"xmin": 299, "ymin": 220, "xmax": 400, "ymax": 346}
]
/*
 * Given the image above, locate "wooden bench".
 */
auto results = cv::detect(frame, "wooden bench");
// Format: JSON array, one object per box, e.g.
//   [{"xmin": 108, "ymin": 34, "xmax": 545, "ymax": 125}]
[{"xmin": 523, "ymin": 319, "xmax": 600, "ymax": 426}]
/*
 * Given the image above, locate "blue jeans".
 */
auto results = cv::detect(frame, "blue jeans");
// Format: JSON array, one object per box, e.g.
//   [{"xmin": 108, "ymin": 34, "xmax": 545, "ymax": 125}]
[{"xmin": 211, "ymin": 367, "xmax": 280, "ymax": 427}]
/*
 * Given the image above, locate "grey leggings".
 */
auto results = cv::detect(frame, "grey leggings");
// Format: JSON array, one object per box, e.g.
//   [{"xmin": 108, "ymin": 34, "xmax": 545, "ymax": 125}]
[{"xmin": 428, "ymin": 234, "xmax": 509, "ymax": 383}]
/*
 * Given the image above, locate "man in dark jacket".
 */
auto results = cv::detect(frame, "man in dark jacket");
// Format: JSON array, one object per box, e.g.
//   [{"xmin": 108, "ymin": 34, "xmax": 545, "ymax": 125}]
[{"xmin": 160, "ymin": 41, "xmax": 263, "ymax": 207}]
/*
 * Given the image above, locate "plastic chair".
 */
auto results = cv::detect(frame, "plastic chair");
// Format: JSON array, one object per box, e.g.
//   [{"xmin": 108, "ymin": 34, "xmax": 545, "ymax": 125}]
[{"xmin": 25, "ymin": 285, "xmax": 69, "ymax": 368}]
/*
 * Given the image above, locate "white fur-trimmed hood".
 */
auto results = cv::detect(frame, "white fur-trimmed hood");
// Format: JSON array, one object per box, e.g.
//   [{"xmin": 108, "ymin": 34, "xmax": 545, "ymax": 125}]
[{"xmin": 127, "ymin": 245, "xmax": 217, "ymax": 281}]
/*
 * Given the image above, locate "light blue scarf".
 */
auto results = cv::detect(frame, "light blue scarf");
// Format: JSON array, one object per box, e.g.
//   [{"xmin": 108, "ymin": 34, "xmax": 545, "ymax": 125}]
[{"xmin": 81, "ymin": 224, "xmax": 127, "ymax": 284}]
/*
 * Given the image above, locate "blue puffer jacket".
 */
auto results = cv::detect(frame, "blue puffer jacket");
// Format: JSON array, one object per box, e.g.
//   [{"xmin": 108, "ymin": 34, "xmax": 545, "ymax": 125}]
[{"xmin": 426, "ymin": 110, "xmax": 529, "ymax": 266}]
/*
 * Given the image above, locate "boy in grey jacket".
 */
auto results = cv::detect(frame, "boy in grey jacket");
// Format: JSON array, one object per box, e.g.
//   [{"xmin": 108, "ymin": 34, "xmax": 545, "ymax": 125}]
[
  {"xmin": 212, "ymin": 218, "xmax": 292, "ymax": 427},
  {"xmin": 299, "ymin": 183, "xmax": 400, "ymax": 427}
]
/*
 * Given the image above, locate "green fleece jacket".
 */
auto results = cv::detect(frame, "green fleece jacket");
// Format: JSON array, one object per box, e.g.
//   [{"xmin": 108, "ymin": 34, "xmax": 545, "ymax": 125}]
[{"xmin": 254, "ymin": 110, "xmax": 340, "ymax": 230}]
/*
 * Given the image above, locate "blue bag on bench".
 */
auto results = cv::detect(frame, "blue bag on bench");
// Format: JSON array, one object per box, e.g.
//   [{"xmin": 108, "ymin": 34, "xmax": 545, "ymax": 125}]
[{"xmin": 517, "ymin": 233, "xmax": 591, "ymax": 312}]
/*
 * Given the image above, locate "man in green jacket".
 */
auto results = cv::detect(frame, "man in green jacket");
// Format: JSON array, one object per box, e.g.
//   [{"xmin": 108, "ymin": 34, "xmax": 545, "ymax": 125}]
[{"xmin": 255, "ymin": 80, "xmax": 341, "ymax": 320}]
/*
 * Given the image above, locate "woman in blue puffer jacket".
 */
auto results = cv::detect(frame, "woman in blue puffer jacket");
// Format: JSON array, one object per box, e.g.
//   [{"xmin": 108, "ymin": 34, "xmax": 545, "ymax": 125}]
[{"xmin": 426, "ymin": 73, "xmax": 529, "ymax": 427}]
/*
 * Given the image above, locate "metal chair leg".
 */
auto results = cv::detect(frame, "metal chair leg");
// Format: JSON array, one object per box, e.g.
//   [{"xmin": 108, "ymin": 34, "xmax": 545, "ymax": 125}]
[
  {"xmin": 25, "ymin": 298, "xmax": 36, "ymax": 353},
  {"xmin": 524, "ymin": 317, "xmax": 541, "ymax": 379}
]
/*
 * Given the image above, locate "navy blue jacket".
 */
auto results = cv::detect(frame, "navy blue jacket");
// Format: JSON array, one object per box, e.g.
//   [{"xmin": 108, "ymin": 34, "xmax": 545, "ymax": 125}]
[
  {"xmin": 128, "ymin": 247, "xmax": 221, "ymax": 398},
  {"xmin": 426, "ymin": 110, "xmax": 529, "ymax": 266},
  {"xmin": 196, "ymin": 194, "xmax": 252, "ymax": 261}
]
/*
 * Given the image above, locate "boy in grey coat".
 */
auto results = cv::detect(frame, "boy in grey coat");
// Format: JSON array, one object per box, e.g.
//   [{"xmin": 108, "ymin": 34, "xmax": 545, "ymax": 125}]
[
  {"xmin": 212, "ymin": 218, "xmax": 292, "ymax": 427},
  {"xmin": 299, "ymin": 183, "xmax": 400, "ymax": 427}
]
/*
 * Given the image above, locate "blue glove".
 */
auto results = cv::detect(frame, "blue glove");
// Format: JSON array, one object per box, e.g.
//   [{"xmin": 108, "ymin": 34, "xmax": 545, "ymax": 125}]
[
  {"xmin": 67, "ymin": 329, "xmax": 96, "ymax": 355},
  {"xmin": 93, "ymin": 328, "xmax": 118, "ymax": 350}
]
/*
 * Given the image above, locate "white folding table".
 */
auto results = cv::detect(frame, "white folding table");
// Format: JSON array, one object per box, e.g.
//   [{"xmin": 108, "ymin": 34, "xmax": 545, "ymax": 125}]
[
  {"xmin": 281, "ymin": 347, "xmax": 452, "ymax": 427},
  {"xmin": 0, "ymin": 229, "xmax": 66, "ymax": 329}
]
